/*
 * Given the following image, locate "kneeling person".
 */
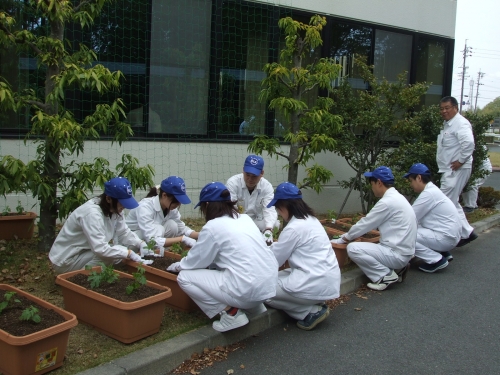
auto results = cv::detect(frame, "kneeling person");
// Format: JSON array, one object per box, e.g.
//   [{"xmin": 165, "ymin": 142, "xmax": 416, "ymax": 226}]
[{"xmin": 404, "ymin": 163, "xmax": 460, "ymax": 272}]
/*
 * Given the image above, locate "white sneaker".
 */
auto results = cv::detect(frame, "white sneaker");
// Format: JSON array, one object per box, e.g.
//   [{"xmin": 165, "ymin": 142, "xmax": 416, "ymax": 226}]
[
  {"xmin": 212, "ymin": 309, "xmax": 249, "ymax": 332},
  {"xmin": 244, "ymin": 303, "xmax": 267, "ymax": 319},
  {"xmin": 367, "ymin": 270, "xmax": 399, "ymax": 291}
]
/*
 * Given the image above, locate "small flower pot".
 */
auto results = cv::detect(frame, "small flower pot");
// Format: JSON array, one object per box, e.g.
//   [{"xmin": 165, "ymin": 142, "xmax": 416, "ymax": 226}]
[
  {"xmin": 55, "ymin": 267, "xmax": 171, "ymax": 343},
  {"xmin": 0, "ymin": 212, "xmax": 37, "ymax": 240},
  {"xmin": 0, "ymin": 284, "xmax": 77, "ymax": 375}
]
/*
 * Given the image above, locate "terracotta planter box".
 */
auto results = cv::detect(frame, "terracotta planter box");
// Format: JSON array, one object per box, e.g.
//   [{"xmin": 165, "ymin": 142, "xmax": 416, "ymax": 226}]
[
  {"xmin": 0, "ymin": 284, "xmax": 77, "ymax": 375},
  {"xmin": 124, "ymin": 253, "xmax": 200, "ymax": 313},
  {"xmin": 55, "ymin": 267, "xmax": 171, "ymax": 343},
  {"xmin": 331, "ymin": 243, "xmax": 349, "ymax": 269},
  {"xmin": 0, "ymin": 212, "xmax": 37, "ymax": 240},
  {"xmin": 320, "ymin": 219, "xmax": 380, "ymax": 243}
]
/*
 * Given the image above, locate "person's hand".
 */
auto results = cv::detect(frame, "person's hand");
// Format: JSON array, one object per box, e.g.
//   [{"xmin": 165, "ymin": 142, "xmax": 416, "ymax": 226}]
[
  {"xmin": 263, "ymin": 229, "xmax": 273, "ymax": 245},
  {"xmin": 140, "ymin": 242, "xmax": 154, "ymax": 256},
  {"xmin": 451, "ymin": 160, "xmax": 463, "ymax": 171},
  {"xmin": 331, "ymin": 237, "xmax": 347, "ymax": 245},
  {"xmin": 181, "ymin": 235, "xmax": 196, "ymax": 248},
  {"xmin": 167, "ymin": 262, "xmax": 182, "ymax": 273},
  {"xmin": 129, "ymin": 251, "xmax": 143, "ymax": 262}
]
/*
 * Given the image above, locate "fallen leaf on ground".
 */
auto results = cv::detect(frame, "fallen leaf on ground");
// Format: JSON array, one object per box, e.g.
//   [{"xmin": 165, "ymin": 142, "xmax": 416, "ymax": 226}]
[
  {"xmin": 240, "ymin": 364, "xmax": 245, "ymax": 369},
  {"xmin": 354, "ymin": 308, "xmax": 362, "ymax": 311},
  {"xmin": 227, "ymin": 370, "xmax": 234, "ymax": 374}
]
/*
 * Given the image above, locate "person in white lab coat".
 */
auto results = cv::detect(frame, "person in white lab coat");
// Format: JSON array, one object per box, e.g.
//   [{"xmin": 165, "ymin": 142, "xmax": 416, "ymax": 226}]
[
  {"xmin": 226, "ymin": 155, "xmax": 279, "ymax": 245},
  {"xmin": 404, "ymin": 163, "xmax": 460, "ymax": 273},
  {"xmin": 167, "ymin": 182, "xmax": 278, "ymax": 332},
  {"xmin": 265, "ymin": 182, "xmax": 341, "ymax": 331},
  {"xmin": 125, "ymin": 176, "xmax": 198, "ymax": 251},
  {"xmin": 331, "ymin": 166, "xmax": 417, "ymax": 291},
  {"xmin": 437, "ymin": 96, "xmax": 477, "ymax": 246},
  {"xmin": 49, "ymin": 177, "xmax": 149, "ymax": 274},
  {"xmin": 462, "ymin": 146, "xmax": 492, "ymax": 213}
]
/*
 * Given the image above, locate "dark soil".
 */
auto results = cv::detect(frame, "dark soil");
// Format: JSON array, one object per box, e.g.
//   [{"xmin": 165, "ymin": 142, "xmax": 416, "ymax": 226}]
[
  {"xmin": 0, "ymin": 292, "xmax": 66, "ymax": 336},
  {"xmin": 66, "ymin": 274, "xmax": 163, "ymax": 302},
  {"xmin": 143, "ymin": 255, "xmax": 180, "ymax": 272}
]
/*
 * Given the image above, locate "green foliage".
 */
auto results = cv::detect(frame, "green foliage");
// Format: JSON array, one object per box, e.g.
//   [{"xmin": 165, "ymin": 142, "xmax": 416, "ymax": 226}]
[
  {"xmin": 477, "ymin": 96, "xmax": 500, "ymax": 119},
  {"xmin": 15, "ymin": 200, "xmax": 24, "ymax": 214},
  {"xmin": 169, "ymin": 242, "xmax": 183, "ymax": 255},
  {"xmin": 0, "ymin": 291, "xmax": 20, "ymax": 314},
  {"xmin": 477, "ymin": 187, "xmax": 500, "ymax": 208},
  {"xmin": 86, "ymin": 263, "xmax": 119, "ymax": 289},
  {"xmin": 1, "ymin": 206, "xmax": 10, "ymax": 216},
  {"xmin": 0, "ymin": 2, "xmax": 155, "ymax": 251},
  {"xmin": 126, "ymin": 265, "xmax": 147, "ymax": 295},
  {"xmin": 146, "ymin": 237, "xmax": 157, "ymax": 251},
  {"xmin": 326, "ymin": 210, "xmax": 337, "ymax": 221},
  {"xmin": 20, "ymin": 306, "xmax": 41, "ymax": 323},
  {"xmin": 248, "ymin": 15, "xmax": 342, "ymax": 192}
]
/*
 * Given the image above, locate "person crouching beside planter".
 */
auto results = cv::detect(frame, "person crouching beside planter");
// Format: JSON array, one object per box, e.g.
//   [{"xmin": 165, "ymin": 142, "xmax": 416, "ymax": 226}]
[
  {"xmin": 166, "ymin": 182, "xmax": 278, "ymax": 332},
  {"xmin": 331, "ymin": 167, "xmax": 417, "ymax": 291},
  {"xmin": 49, "ymin": 177, "xmax": 150, "ymax": 274},
  {"xmin": 265, "ymin": 182, "xmax": 341, "ymax": 331}
]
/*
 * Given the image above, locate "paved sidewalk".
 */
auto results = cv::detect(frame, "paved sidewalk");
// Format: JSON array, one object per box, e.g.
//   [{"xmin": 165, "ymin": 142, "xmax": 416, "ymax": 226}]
[{"xmin": 77, "ymin": 214, "xmax": 500, "ymax": 375}]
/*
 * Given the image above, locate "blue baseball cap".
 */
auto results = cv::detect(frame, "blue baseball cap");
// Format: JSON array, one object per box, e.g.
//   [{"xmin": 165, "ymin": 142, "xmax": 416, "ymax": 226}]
[
  {"xmin": 104, "ymin": 177, "xmax": 139, "ymax": 209},
  {"xmin": 364, "ymin": 166, "xmax": 395, "ymax": 184},
  {"xmin": 403, "ymin": 163, "xmax": 432, "ymax": 178},
  {"xmin": 267, "ymin": 182, "xmax": 302, "ymax": 208},
  {"xmin": 194, "ymin": 182, "xmax": 231, "ymax": 208},
  {"xmin": 160, "ymin": 176, "xmax": 191, "ymax": 204},
  {"xmin": 243, "ymin": 155, "xmax": 264, "ymax": 176}
]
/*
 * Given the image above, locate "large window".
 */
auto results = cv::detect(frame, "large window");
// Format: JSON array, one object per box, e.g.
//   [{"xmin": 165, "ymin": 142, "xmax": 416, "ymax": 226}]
[
  {"xmin": 374, "ymin": 29, "xmax": 412, "ymax": 84},
  {"xmin": 415, "ymin": 38, "xmax": 447, "ymax": 106}
]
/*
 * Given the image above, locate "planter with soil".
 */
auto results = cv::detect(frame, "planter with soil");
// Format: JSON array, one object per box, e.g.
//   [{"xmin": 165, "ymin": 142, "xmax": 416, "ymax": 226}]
[
  {"xmin": 0, "ymin": 284, "xmax": 77, "ymax": 375},
  {"xmin": 124, "ymin": 253, "xmax": 200, "ymax": 313},
  {"xmin": 55, "ymin": 266, "xmax": 171, "ymax": 343},
  {"xmin": 0, "ymin": 212, "xmax": 37, "ymax": 240},
  {"xmin": 320, "ymin": 219, "xmax": 380, "ymax": 243}
]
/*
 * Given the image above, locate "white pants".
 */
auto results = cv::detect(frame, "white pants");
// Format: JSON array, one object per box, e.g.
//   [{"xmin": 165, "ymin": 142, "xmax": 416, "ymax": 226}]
[
  {"xmin": 177, "ymin": 269, "xmax": 264, "ymax": 318},
  {"xmin": 440, "ymin": 169, "xmax": 474, "ymax": 239},
  {"xmin": 52, "ymin": 250, "xmax": 121, "ymax": 274},
  {"xmin": 347, "ymin": 242, "xmax": 411, "ymax": 282},
  {"xmin": 254, "ymin": 219, "xmax": 281, "ymax": 232},
  {"xmin": 415, "ymin": 227, "xmax": 459, "ymax": 264},
  {"xmin": 265, "ymin": 270, "xmax": 324, "ymax": 320},
  {"xmin": 461, "ymin": 175, "xmax": 488, "ymax": 208}
]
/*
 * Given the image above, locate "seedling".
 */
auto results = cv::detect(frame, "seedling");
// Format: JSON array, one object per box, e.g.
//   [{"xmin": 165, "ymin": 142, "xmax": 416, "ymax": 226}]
[
  {"xmin": 352, "ymin": 214, "xmax": 361, "ymax": 224},
  {"xmin": 15, "ymin": 201, "xmax": 24, "ymax": 215},
  {"xmin": 86, "ymin": 263, "xmax": 119, "ymax": 289},
  {"xmin": 0, "ymin": 291, "xmax": 20, "ymax": 313},
  {"xmin": 126, "ymin": 265, "xmax": 147, "ymax": 295},
  {"xmin": 20, "ymin": 305, "xmax": 41, "ymax": 323},
  {"xmin": 272, "ymin": 227, "xmax": 280, "ymax": 239},
  {"xmin": 1, "ymin": 206, "xmax": 11, "ymax": 216},
  {"xmin": 170, "ymin": 242, "xmax": 183, "ymax": 255},
  {"xmin": 145, "ymin": 237, "xmax": 156, "ymax": 252},
  {"xmin": 327, "ymin": 209, "xmax": 337, "ymax": 223}
]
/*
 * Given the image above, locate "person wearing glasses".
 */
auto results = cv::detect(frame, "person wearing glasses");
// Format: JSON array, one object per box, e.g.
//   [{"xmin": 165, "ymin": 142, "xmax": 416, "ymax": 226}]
[
  {"xmin": 125, "ymin": 176, "xmax": 199, "ymax": 250},
  {"xmin": 437, "ymin": 96, "xmax": 477, "ymax": 247}
]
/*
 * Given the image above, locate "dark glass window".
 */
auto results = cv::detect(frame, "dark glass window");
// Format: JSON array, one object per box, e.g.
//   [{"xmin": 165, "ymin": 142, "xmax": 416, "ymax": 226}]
[
  {"xmin": 374, "ymin": 29, "xmax": 412, "ymax": 83},
  {"xmin": 415, "ymin": 38, "xmax": 447, "ymax": 106}
]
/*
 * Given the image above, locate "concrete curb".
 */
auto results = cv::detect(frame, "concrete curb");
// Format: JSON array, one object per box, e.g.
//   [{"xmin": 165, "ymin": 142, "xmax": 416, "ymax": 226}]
[{"xmin": 76, "ymin": 214, "xmax": 500, "ymax": 375}]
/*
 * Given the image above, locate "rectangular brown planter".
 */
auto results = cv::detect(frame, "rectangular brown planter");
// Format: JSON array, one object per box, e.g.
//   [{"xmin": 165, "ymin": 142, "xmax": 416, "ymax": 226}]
[
  {"xmin": 320, "ymin": 219, "xmax": 380, "ymax": 243},
  {"xmin": 124, "ymin": 253, "xmax": 199, "ymax": 313},
  {"xmin": 0, "ymin": 212, "xmax": 37, "ymax": 240},
  {"xmin": 0, "ymin": 284, "xmax": 77, "ymax": 375},
  {"xmin": 55, "ymin": 267, "xmax": 171, "ymax": 343},
  {"xmin": 331, "ymin": 243, "xmax": 349, "ymax": 269}
]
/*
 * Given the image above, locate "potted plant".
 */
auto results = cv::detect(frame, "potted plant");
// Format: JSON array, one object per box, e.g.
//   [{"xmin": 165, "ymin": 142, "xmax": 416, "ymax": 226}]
[
  {"xmin": 124, "ymin": 252, "xmax": 199, "ymax": 313},
  {"xmin": 0, "ymin": 202, "xmax": 38, "ymax": 240},
  {"xmin": 0, "ymin": 284, "xmax": 77, "ymax": 375},
  {"xmin": 55, "ymin": 264, "xmax": 172, "ymax": 343}
]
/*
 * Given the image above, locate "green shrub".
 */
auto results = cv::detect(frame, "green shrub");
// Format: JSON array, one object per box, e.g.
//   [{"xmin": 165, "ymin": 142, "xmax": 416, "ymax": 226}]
[{"xmin": 477, "ymin": 187, "xmax": 500, "ymax": 208}]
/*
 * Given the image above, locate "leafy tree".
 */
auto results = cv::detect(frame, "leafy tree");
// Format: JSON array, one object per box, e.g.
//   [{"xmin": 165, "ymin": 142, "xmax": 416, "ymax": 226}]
[
  {"xmin": 330, "ymin": 58, "xmax": 428, "ymax": 213},
  {"xmin": 248, "ymin": 15, "xmax": 343, "ymax": 192},
  {"xmin": 477, "ymin": 96, "xmax": 500, "ymax": 120},
  {"xmin": 0, "ymin": 1, "xmax": 154, "ymax": 251}
]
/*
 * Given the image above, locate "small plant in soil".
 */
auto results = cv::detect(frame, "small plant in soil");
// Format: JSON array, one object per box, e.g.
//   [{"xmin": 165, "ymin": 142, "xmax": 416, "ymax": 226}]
[
  {"xmin": 170, "ymin": 242, "xmax": 183, "ymax": 255},
  {"xmin": 1, "ymin": 206, "xmax": 11, "ymax": 216},
  {"xmin": 126, "ymin": 265, "xmax": 148, "ymax": 295},
  {"xmin": 0, "ymin": 291, "xmax": 20, "ymax": 313},
  {"xmin": 20, "ymin": 305, "xmax": 41, "ymax": 323},
  {"xmin": 15, "ymin": 200, "xmax": 25, "ymax": 215},
  {"xmin": 272, "ymin": 226, "xmax": 280, "ymax": 239},
  {"xmin": 86, "ymin": 263, "xmax": 119, "ymax": 289},
  {"xmin": 327, "ymin": 209, "xmax": 337, "ymax": 223}
]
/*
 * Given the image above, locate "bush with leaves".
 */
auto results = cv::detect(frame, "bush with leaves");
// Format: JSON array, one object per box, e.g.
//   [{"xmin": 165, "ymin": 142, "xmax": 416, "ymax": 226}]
[{"xmin": 477, "ymin": 187, "xmax": 500, "ymax": 208}]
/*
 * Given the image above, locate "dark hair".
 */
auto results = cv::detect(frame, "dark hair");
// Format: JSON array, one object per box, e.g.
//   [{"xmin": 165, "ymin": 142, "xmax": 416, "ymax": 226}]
[
  {"xmin": 274, "ymin": 198, "xmax": 315, "ymax": 220},
  {"xmin": 368, "ymin": 177, "xmax": 394, "ymax": 188},
  {"xmin": 408, "ymin": 174, "xmax": 432, "ymax": 184},
  {"xmin": 145, "ymin": 186, "xmax": 158, "ymax": 198},
  {"xmin": 199, "ymin": 190, "xmax": 238, "ymax": 221},
  {"xmin": 98, "ymin": 193, "xmax": 120, "ymax": 217},
  {"xmin": 146, "ymin": 187, "xmax": 179, "ymax": 212},
  {"xmin": 440, "ymin": 96, "xmax": 458, "ymax": 107}
]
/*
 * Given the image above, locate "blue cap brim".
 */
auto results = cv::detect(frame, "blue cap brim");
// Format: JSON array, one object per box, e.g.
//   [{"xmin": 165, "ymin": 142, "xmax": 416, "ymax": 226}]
[
  {"xmin": 363, "ymin": 172, "xmax": 373, "ymax": 178},
  {"xmin": 403, "ymin": 172, "xmax": 411, "ymax": 178},
  {"xmin": 119, "ymin": 197, "xmax": 139, "ymax": 209},
  {"xmin": 194, "ymin": 201, "xmax": 202, "ymax": 209},
  {"xmin": 266, "ymin": 198, "xmax": 278, "ymax": 208},
  {"xmin": 243, "ymin": 166, "xmax": 262, "ymax": 176},
  {"xmin": 175, "ymin": 194, "xmax": 191, "ymax": 205}
]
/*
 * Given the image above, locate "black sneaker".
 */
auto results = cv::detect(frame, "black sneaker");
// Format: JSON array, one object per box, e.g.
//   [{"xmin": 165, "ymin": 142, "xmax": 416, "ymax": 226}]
[
  {"xmin": 396, "ymin": 263, "xmax": 410, "ymax": 283},
  {"xmin": 418, "ymin": 257, "xmax": 449, "ymax": 273},
  {"xmin": 456, "ymin": 231, "xmax": 478, "ymax": 247},
  {"xmin": 463, "ymin": 207, "xmax": 474, "ymax": 213},
  {"xmin": 440, "ymin": 251, "xmax": 453, "ymax": 262},
  {"xmin": 296, "ymin": 304, "xmax": 330, "ymax": 331}
]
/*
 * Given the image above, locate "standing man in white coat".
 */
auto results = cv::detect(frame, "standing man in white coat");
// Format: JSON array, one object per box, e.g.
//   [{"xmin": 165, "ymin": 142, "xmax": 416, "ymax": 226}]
[
  {"xmin": 331, "ymin": 166, "xmax": 417, "ymax": 291},
  {"xmin": 226, "ymin": 155, "xmax": 279, "ymax": 244},
  {"xmin": 437, "ymin": 96, "xmax": 477, "ymax": 246},
  {"xmin": 404, "ymin": 163, "xmax": 460, "ymax": 272},
  {"xmin": 462, "ymin": 146, "xmax": 492, "ymax": 213}
]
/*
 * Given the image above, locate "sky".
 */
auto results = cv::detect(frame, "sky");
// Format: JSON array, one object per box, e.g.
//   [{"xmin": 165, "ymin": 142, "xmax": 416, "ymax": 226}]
[{"xmin": 451, "ymin": 0, "xmax": 500, "ymax": 110}]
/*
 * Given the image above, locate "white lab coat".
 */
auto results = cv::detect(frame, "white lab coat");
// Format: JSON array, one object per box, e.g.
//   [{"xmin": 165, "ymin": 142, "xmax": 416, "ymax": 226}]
[
  {"xmin": 125, "ymin": 196, "xmax": 193, "ymax": 244},
  {"xmin": 226, "ymin": 174, "xmax": 278, "ymax": 231},
  {"xmin": 177, "ymin": 214, "xmax": 278, "ymax": 302},
  {"xmin": 436, "ymin": 112, "xmax": 475, "ymax": 172},
  {"xmin": 49, "ymin": 198, "xmax": 142, "ymax": 268},
  {"xmin": 269, "ymin": 216, "xmax": 340, "ymax": 300}
]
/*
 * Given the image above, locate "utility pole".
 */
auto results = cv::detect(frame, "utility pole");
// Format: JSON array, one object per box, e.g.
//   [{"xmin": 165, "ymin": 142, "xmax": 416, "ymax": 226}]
[
  {"xmin": 459, "ymin": 40, "xmax": 473, "ymax": 113},
  {"xmin": 474, "ymin": 70, "xmax": 485, "ymax": 113},
  {"xmin": 468, "ymin": 79, "xmax": 474, "ymax": 111}
]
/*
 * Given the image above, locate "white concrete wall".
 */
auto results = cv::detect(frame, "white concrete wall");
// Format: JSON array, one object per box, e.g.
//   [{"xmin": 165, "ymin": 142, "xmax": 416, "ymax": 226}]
[
  {"xmin": 253, "ymin": 0, "xmax": 456, "ymax": 38},
  {"xmin": 0, "ymin": 139, "xmax": 362, "ymax": 218}
]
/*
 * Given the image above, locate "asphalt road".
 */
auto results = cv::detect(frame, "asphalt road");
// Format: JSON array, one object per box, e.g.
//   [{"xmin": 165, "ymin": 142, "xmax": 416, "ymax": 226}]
[{"xmin": 193, "ymin": 226, "xmax": 500, "ymax": 375}]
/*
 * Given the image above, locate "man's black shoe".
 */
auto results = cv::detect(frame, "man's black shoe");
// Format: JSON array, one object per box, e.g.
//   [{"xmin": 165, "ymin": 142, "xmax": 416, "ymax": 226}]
[{"xmin": 456, "ymin": 231, "xmax": 478, "ymax": 247}]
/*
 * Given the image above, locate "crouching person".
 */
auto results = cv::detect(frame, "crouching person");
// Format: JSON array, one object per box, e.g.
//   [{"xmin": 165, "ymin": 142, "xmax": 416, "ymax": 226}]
[
  {"xmin": 404, "ymin": 163, "xmax": 460, "ymax": 272},
  {"xmin": 265, "ymin": 182, "xmax": 341, "ymax": 331},
  {"xmin": 331, "ymin": 167, "xmax": 417, "ymax": 291},
  {"xmin": 167, "ymin": 182, "xmax": 278, "ymax": 332}
]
